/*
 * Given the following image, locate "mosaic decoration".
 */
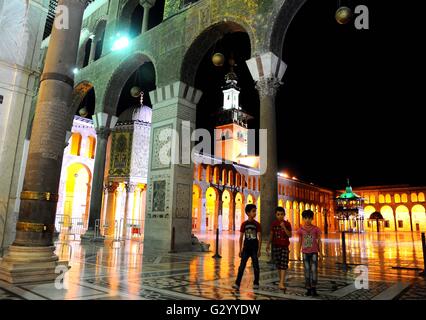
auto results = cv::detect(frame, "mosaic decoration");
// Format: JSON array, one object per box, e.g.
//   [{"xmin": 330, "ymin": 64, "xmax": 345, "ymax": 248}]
[
  {"xmin": 109, "ymin": 131, "xmax": 132, "ymax": 177},
  {"xmin": 152, "ymin": 180, "xmax": 166, "ymax": 212},
  {"xmin": 175, "ymin": 184, "xmax": 191, "ymax": 218},
  {"xmin": 151, "ymin": 124, "xmax": 173, "ymax": 170}
]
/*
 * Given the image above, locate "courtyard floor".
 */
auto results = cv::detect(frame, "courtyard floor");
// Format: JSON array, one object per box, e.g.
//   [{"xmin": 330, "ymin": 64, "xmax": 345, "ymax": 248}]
[{"xmin": 0, "ymin": 231, "xmax": 425, "ymax": 300}]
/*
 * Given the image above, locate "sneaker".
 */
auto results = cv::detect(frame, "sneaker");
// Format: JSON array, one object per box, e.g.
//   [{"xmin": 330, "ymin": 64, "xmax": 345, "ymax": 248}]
[
  {"xmin": 253, "ymin": 284, "xmax": 260, "ymax": 290},
  {"xmin": 232, "ymin": 284, "xmax": 240, "ymax": 290},
  {"xmin": 306, "ymin": 288, "xmax": 312, "ymax": 296},
  {"xmin": 311, "ymin": 288, "xmax": 319, "ymax": 296}
]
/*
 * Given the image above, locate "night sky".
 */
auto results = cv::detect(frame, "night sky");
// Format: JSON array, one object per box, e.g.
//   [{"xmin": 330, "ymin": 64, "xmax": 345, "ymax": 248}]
[
  {"xmin": 196, "ymin": 0, "xmax": 426, "ymax": 190},
  {"xmin": 80, "ymin": 0, "xmax": 425, "ymax": 190}
]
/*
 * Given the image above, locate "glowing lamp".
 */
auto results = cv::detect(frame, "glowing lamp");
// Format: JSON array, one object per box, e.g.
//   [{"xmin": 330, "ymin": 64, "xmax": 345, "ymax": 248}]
[{"xmin": 112, "ymin": 36, "xmax": 129, "ymax": 51}]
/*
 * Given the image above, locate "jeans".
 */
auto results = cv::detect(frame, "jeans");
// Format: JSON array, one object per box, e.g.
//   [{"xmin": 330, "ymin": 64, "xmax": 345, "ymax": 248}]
[
  {"xmin": 303, "ymin": 253, "xmax": 318, "ymax": 288},
  {"xmin": 235, "ymin": 246, "xmax": 260, "ymax": 286}
]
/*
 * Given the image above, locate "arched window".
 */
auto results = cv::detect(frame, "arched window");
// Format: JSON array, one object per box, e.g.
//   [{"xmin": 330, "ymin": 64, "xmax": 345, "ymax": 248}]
[
  {"xmin": 394, "ymin": 194, "xmax": 401, "ymax": 203},
  {"xmin": 385, "ymin": 194, "xmax": 392, "ymax": 203},
  {"xmin": 411, "ymin": 193, "xmax": 418, "ymax": 202},
  {"xmin": 379, "ymin": 194, "xmax": 385, "ymax": 204},
  {"xmin": 370, "ymin": 195, "xmax": 376, "ymax": 204},
  {"xmin": 82, "ymin": 38, "xmax": 92, "ymax": 68},
  {"xmin": 418, "ymin": 192, "xmax": 425, "ymax": 202},
  {"xmin": 130, "ymin": 4, "xmax": 144, "ymax": 38},
  {"xmin": 93, "ymin": 20, "xmax": 106, "ymax": 61},
  {"xmin": 86, "ymin": 136, "xmax": 96, "ymax": 159},
  {"xmin": 401, "ymin": 193, "xmax": 408, "ymax": 203},
  {"xmin": 70, "ymin": 133, "xmax": 82, "ymax": 156},
  {"xmin": 364, "ymin": 194, "xmax": 369, "ymax": 204}
]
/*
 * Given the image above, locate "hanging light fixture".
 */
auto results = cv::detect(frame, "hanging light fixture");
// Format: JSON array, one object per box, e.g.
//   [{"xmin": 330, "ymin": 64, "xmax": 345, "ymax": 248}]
[{"xmin": 335, "ymin": 1, "xmax": 353, "ymax": 25}]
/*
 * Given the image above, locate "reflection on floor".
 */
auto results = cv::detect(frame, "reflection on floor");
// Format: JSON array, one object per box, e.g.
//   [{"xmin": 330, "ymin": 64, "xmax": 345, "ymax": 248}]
[{"xmin": 0, "ymin": 232, "xmax": 425, "ymax": 300}]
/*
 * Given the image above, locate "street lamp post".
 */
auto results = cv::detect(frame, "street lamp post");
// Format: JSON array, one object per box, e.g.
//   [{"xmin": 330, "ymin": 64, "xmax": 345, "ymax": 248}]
[
  {"xmin": 210, "ymin": 180, "xmax": 243, "ymax": 260},
  {"xmin": 323, "ymin": 208, "xmax": 329, "ymax": 235}
]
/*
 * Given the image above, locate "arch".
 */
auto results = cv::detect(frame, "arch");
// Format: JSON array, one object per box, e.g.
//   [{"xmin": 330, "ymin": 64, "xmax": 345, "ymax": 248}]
[
  {"xmin": 213, "ymin": 167, "xmax": 219, "ymax": 184},
  {"xmin": 69, "ymin": 81, "xmax": 95, "ymax": 127},
  {"xmin": 379, "ymin": 194, "xmax": 385, "ymax": 204},
  {"xmin": 228, "ymin": 170, "xmax": 234, "ymax": 186},
  {"xmin": 418, "ymin": 192, "xmax": 425, "ymax": 202},
  {"xmin": 118, "ymin": 0, "xmax": 143, "ymax": 36},
  {"xmin": 103, "ymin": 52, "xmax": 156, "ymax": 115},
  {"xmin": 385, "ymin": 194, "xmax": 392, "ymax": 204},
  {"xmin": 205, "ymin": 186, "xmax": 219, "ymax": 231},
  {"xmin": 363, "ymin": 205, "xmax": 376, "ymax": 231},
  {"xmin": 70, "ymin": 133, "xmax": 82, "ymax": 156},
  {"xmin": 180, "ymin": 21, "xmax": 254, "ymax": 86},
  {"xmin": 278, "ymin": 199, "xmax": 284, "ymax": 208},
  {"xmin": 62, "ymin": 163, "xmax": 92, "ymax": 228},
  {"xmin": 364, "ymin": 193, "xmax": 369, "ymax": 204},
  {"xmin": 394, "ymin": 194, "xmax": 401, "ymax": 203},
  {"xmin": 82, "ymin": 38, "xmax": 92, "ymax": 68},
  {"xmin": 401, "ymin": 193, "xmax": 408, "ymax": 203},
  {"xmin": 235, "ymin": 172, "xmax": 241, "ymax": 188},
  {"xmin": 93, "ymin": 19, "xmax": 107, "ymax": 61},
  {"xmin": 247, "ymin": 193, "xmax": 256, "ymax": 205},
  {"xmin": 395, "ymin": 205, "xmax": 411, "ymax": 231},
  {"xmin": 411, "ymin": 205, "xmax": 426, "ymax": 232},
  {"xmin": 269, "ymin": 0, "xmax": 307, "ymax": 58},
  {"xmin": 235, "ymin": 192, "xmax": 245, "ymax": 230},
  {"xmin": 380, "ymin": 205, "xmax": 395, "ymax": 231},
  {"xmin": 86, "ymin": 136, "xmax": 96, "ymax": 159},
  {"xmin": 222, "ymin": 190, "xmax": 233, "ymax": 231},
  {"xmin": 221, "ymin": 169, "xmax": 227, "ymax": 185},
  {"xmin": 370, "ymin": 194, "xmax": 376, "ymax": 204},
  {"xmin": 411, "ymin": 193, "xmax": 418, "ymax": 203},
  {"xmin": 205, "ymin": 165, "xmax": 212, "ymax": 183}
]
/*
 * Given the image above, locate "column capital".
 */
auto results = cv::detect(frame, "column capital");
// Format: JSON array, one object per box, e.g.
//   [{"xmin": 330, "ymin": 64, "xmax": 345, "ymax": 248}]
[
  {"xmin": 125, "ymin": 182, "xmax": 139, "ymax": 193},
  {"xmin": 106, "ymin": 182, "xmax": 119, "ymax": 193},
  {"xmin": 95, "ymin": 127, "xmax": 111, "ymax": 140},
  {"xmin": 140, "ymin": 0, "xmax": 156, "ymax": 9},
  {"xmin": 255, "ymin": 77, "xmax": 282, "ymax": 97},
  {"xmin": 149, "ymin": 81, "xmax": 203, "ymax": 108},
  {"xmin": 246, "ymin": 52, "xmax": 287, "ymax": 96},
  {"xmin": 92, "ymin": 112, "xmax": 118, "ymax": 131}
]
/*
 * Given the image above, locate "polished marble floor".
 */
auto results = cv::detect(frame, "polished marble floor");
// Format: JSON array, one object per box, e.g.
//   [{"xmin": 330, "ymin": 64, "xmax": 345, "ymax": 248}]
[{"xmin": 0, "ymin": 231, "xmax": 425, "ymax": 300}]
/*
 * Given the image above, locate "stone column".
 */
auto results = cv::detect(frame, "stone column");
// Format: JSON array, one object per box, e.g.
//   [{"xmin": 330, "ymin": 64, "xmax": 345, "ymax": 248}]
[
  {"xmin": 103, "ymin": 182, "xmax": 118, "ymax": 238},
  {"xmin": 246, "ymin": 52, "xmax": 287, "ymax": 237},
  {"xmin": 88, "ymin": 35, "xmax": 96, "ymax": 64},
  {"xmin": 200, "ymin": 197, "xmax": 207, "ymax": 233},
  {"xmin": 81, "ymin": 113, "xmax": 117, "ymax": 241},
  {"xmin": 143, "ymin": 81, "xmax": 202, "ymax": 252},
  {"xmin": 122, "ymin": 183, "xmax": 136, "ymax": 239},
  {"xmin": 141, "ymin": 1, "xmax": 155, "ymax": 34},
  {"xmin": 0, "ymin": 0, "xmax": 88, "ymax": 284}
]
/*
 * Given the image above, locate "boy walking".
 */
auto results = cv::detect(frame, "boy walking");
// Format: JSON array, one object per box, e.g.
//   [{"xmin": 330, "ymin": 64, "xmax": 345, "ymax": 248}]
[
  {"xmin": 266, "ymin": 207, "xmax": 292, "ymax": 290},
  {"xmin": 233, "ymin": 204, "xmax": 261, "ymax": 290},
  {"xmin": 297, "ymin": 209, "xmax": 322, "ymax": 296}
]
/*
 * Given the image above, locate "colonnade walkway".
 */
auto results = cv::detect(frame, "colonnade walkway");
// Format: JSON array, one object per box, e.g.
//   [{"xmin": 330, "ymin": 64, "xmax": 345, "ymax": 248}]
[{"xmin": 0, "ymin": 232, "xmax": 425, "ymax": 300}]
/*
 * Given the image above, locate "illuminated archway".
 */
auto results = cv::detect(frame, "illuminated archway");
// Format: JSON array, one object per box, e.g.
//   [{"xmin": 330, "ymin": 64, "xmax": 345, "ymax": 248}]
[
  {"xmin": 192, "ymin": 184, "xmax": 202, "ymax": 231},
  {"xmin": 363, "ymin": 205, "xmax": 376, "ymax": 231},
  {"xmin": 70, "ymin": 133, "xmax": 82, "ymax": 156},
  {"xmin": 411, "ymin": 205, "xmax": 426, "ymax": 232},
  {"xmin": 278, "ymin": 199, "xmax": 284, "ymax": 208},
  {"xmin": 380, "ymin": 205, "xmax": 395, "ymax": 231},
  {"xmin": 235, "ymin": 192, "xmax": 245, "ymax": 230},
  {"xmin": 418, "ymin": 192, "xmax": 425, "ymax": 202},
  {"xmin": 411, "ymin": 193, "xmax": 418, "ymax": 202},
  {"xmin": 63, "ymin": 163, "xmax": 91, "ymax": 228},
  {"xmin": 206, "ymin": 187, "xmax": 219, "ymax": 231},
  {"xmin": 222, "ymin": 190, "xmax": 233, "ymax": 231},
  {"xmin": 293, "ymin": 201, "xmax": 299, "ymax": 228},
  {"xmin": 394, "ymin": 194, "xmax": 401, "ymax": 203},
  {"xmin": 401, "ymin": 193, "xmax": 408, "ymax": 203},
  {"xmin": 395, "ymin": 205, "xmax": 411, "ymax": 231}
]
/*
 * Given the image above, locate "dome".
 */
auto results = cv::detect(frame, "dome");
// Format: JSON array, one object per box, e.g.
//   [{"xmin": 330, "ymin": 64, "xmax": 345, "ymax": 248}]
[
  {"xmin": 118, "ymin": 105, "xmax": 152, "ymax": 123},
  {"xmin": 369, "ymin": 212, "xmax": 384, "ymax": 220}
]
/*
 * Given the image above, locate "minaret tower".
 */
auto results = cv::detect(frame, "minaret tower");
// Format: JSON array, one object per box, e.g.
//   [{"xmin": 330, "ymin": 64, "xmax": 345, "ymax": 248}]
[{"xmin": 214, "ymin": 58, "xmax": 253, "ymax": 162}]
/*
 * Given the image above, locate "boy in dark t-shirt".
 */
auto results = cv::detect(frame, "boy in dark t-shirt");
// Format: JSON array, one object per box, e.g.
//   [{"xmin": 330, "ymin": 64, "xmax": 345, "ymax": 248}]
[{"xmin": 232, "ymin": 204, "xmax": 261, "ymax": 290}]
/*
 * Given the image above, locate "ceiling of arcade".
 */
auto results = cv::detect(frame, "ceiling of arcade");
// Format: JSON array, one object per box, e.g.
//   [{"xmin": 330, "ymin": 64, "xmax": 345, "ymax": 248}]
[{"xmin": 73, "ymin": 0, "xmax": 306, "ymax": 115}]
